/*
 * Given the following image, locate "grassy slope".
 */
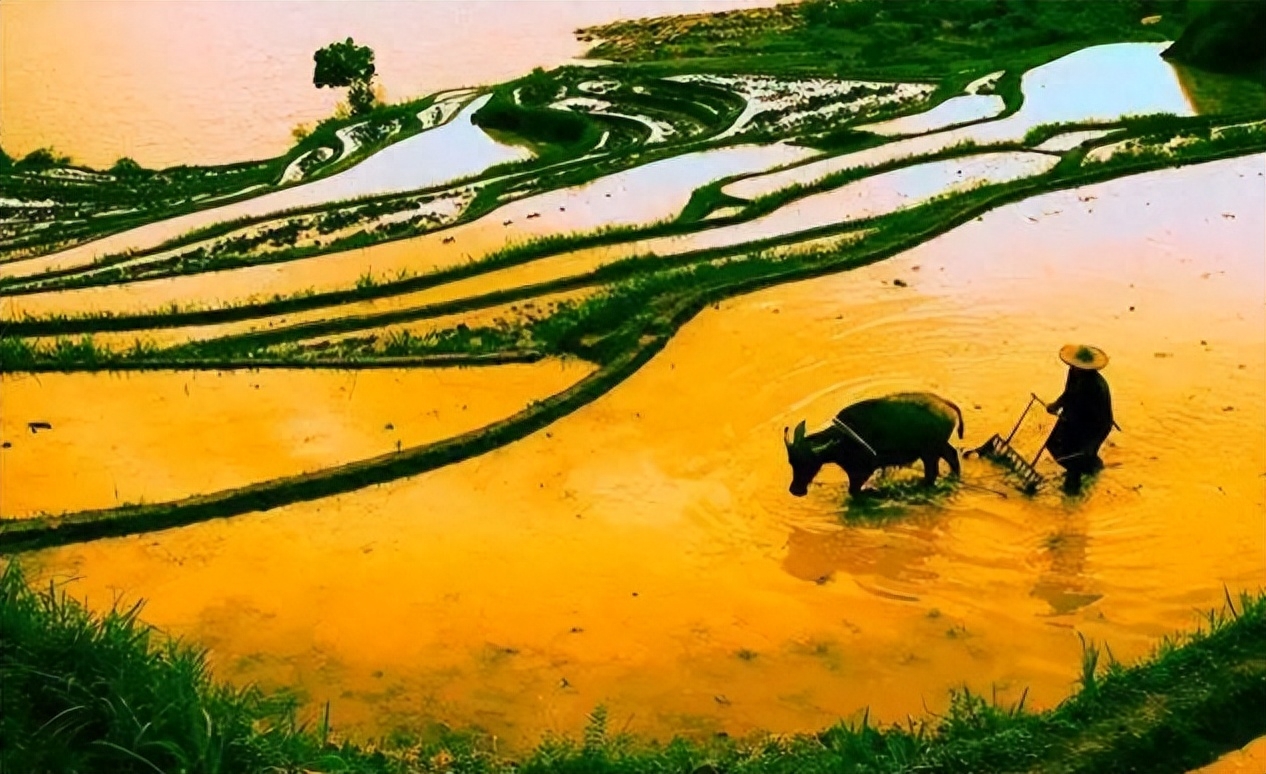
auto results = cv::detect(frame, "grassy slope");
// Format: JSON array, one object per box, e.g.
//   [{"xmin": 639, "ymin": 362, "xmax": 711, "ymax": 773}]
[
  {"xmin": 2, "ymin": 561, "xmax": 1264, "ymax": 773},
  {"xmin": 580, "ymin": 0, "xmax": 1190, "ymax": 75}
]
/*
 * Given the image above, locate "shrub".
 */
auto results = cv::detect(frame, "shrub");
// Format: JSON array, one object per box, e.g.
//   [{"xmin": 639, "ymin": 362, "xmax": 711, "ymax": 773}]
[
  {"xmin": 17, "ymin": 147, "xmax": 70, "ymax": 170},
  {"xmin": 110, "ymin": 157, "xmax": 146, "ymax": 178},
  {"xmin": 472, "ymin": 91, "xmax": 591, "ymax": 147}
]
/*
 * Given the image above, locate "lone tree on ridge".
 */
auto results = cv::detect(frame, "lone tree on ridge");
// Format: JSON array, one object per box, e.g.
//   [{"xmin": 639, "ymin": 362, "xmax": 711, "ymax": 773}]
[{"xmin": 313, "ymin": 37, "xmax": 378, "ymax": 116}]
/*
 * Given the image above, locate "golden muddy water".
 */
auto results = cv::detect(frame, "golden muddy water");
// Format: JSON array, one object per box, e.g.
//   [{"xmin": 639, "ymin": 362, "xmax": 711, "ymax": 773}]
[
  {"xmin": 20, "ymin": 156, "xmax": 1266, "ymax": 747},
  {"xmin": 1191, "ymin": 736, "xmax": 1266, "ymax": 774},
  {"xmin": 0, "ymin": 361, "xmax": 591, "ymax": 519},
  {"xmin": 1, "ymin": 144, "xmax": 814, "ymax": 319},
  {"xmin": 0, "ymin": 0, "xmax": 779, "ymax": 169}
]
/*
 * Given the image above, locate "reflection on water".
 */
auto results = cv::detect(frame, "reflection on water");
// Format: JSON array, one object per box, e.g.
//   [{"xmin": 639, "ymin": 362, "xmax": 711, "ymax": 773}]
[
  {"xmin": 1029, "ymin": 515, "xmax": 1103, "ymax": 616},
  {"xmin": 388, "ymin": 151, "xmax": 1060, "ymax": 306},
  {"xmin": 0, "ymin": 0, "xmax": 778, "ymax": 168},
  {"xmin": 23, "ymin": 154, "xmax": 1265, "ymax": 747},
  {"xmin": 783, "ymin": 518, "xmax": 943, "ymax": 590},
  {"xmin": 987, "ymin": 41, "xmax": 1193, "ymax": 133},
  {"xmin": 684, "ymin": 152, "xmax": 1057, "ymax": 245},
  {"xmin": 2, "ymin": 143, "xmax": 815, "ymax": 320},
  {"xmin": 150, "ymin": 150, "xmax": 1051, "ymax": 332},
  {"xmin": 857, "ymin": 94, "xmax": 1005, "ymax": 136},
  {"xmin": 727, "ymin": 43, "xmax": 1196, "ymax": 199},
  {"xmin": 0, "ymin": 96, "xmax": 527, "ymax": 280}
]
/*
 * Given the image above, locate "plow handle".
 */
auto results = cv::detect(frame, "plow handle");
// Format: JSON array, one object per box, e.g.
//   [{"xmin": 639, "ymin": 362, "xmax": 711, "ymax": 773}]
[{"xmin": 1004, "ymin": 394, "xmax": 1046, "ymax": 445}]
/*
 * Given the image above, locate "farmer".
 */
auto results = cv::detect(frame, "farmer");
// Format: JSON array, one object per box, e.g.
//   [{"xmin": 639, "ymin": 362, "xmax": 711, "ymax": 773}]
[{"xmin": 1046, "ymin": 344, "xmax": 1115, "ymax": 493}]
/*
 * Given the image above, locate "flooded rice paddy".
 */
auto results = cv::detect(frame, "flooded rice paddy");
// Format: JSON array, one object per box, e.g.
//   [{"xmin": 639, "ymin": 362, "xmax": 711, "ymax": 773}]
[
  {"xmin": 726, "ymin": 42, "xmax": 1196, "ymax": 200},
  {"xmin": 1, "ymin": 0, "xmax": 776, "ymax": 168},
  {"xmin": 35, "ymin": 150, "xmax": 1050, "ymax": 354},
  {"xmin": 20, "ymin": 154, "xmax": 1264, "ymax": 746},
  {"xmin": 0, "ymin": 95, "xmax": 527, "ymax": 280},
  {"xmin": 856, "ymin": 94, "xmax": 1005, "ymax": 136},
  {"xmin": 1, "ymin": 143, "xmax": 814, "ymax": 320},
  {"xmin": 0, "ymin": 361, "xmax": 591, "ymax": 519}
]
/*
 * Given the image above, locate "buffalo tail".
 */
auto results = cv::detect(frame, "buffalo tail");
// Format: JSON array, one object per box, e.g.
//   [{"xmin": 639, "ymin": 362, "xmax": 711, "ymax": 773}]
[{"xmin": 946, "ymin": 399, "xmax": 965, "ymax": 439}]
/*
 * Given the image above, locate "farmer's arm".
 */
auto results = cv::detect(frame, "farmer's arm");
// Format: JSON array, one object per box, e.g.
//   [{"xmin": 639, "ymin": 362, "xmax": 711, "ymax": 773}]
[{"xmin": 1047, "ymin": 371, "xmax": 1074, "ymax": 414}]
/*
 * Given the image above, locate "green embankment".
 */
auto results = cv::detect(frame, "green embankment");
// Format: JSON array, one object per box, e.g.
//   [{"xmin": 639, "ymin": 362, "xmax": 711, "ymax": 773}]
[{"xmin": 2, "ymin": 561, "xmax": 1263, "ymax": 773}]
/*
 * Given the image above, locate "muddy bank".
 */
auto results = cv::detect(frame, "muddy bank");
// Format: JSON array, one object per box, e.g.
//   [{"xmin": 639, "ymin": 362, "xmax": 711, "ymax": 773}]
[{"xmin": 21, "ymin": 155, "xmax": 1265, "ymax": 747}]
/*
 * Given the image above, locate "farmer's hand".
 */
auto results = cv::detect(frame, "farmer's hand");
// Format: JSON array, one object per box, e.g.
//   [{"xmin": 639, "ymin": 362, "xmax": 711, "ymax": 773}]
[{"xmin": 1046, "ymin": 405, "xmax": 1060, "ymax": 416}]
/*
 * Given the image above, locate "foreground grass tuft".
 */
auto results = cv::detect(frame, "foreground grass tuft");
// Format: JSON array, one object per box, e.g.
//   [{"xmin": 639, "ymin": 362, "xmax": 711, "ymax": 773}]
[{"xmin": 2, "ymin": 560, "xmax": 1265, "ymax": 773}]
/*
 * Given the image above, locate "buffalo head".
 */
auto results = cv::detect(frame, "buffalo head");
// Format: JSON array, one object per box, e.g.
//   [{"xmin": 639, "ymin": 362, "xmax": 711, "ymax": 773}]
[{"xmin": 784, "ymin": 420, "xmax": 824, "ymax": 497}]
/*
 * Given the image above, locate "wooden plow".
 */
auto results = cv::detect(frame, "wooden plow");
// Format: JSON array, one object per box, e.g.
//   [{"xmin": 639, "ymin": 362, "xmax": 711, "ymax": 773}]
[{"xmin": 966, "ymin": 393, "xmax": 1051, "ymax": 494}]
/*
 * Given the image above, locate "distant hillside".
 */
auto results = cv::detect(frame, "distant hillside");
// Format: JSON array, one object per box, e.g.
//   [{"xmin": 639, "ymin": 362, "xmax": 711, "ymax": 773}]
[{"xmin": 1162, "ymin": 0, "xmax": 1266, "ymax": 80}]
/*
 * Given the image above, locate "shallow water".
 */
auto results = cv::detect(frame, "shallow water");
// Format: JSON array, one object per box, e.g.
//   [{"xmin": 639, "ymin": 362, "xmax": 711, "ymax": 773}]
[
  {"xmin": 289, "ymin": 151, "xmax": 1059, "ymax": 314},
  {"xmin": 0, "ymin": 361, "xmax": 591, "ymax": 518},
  {"xmin": 856, "ymin": 94, "xmax": 1004, "ymax": 136},
  {"xmin": 23, "ymin": 155, "xmax": 1264, "ymax": 746},
  {"xmin": 669, "ymin": 152, "xmax": 1057, "ymax": 248},
  {"xmin": 1191, "ymin": 736, "xmax": 1266, "ymax": 774},
  {"xmin": 1, "ymin": 143, "xmax": 815, "ymax": 320},
  {"xmin": 726, "ymin": 42, "xmax": 1195, "ymax": 199},
  {"xmin": 0, "ymin": 96, "xmax": 528, "ymax": 280},
  {"xmin": 0, "ymin": 0, "xmax": 776, "ymax": 168}
]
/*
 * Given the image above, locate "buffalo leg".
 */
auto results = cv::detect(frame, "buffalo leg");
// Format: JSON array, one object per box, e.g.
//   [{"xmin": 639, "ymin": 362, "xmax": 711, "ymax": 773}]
[
  {"xmin": 921, "ymin": 455, "xmax": 939, "ymax": 486},
  {"xmin": 942, "ymin": 443, "xmax": 961, "ymax": 477},
  {"xmin": 846, "ymin": 467, "xmax": 874, "ymax": 496}
]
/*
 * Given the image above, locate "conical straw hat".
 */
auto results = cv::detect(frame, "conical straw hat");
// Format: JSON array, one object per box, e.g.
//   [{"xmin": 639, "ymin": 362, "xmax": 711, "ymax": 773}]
[{"xmin": 1059, "ymin": 344, "xmax": 1109, "ymax": 370}]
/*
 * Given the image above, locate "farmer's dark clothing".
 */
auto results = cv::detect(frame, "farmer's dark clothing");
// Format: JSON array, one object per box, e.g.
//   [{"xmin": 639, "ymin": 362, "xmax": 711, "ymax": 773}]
[{"xmin": 1046, "ymin": 368, "xmax": 1113, "ymax": 478}]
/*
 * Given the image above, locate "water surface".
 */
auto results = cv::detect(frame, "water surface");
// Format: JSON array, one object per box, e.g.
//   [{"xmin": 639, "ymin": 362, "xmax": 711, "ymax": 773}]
[
  {"xmin": 1, "ymin": 0, "xmax": 778, "ymax": 168},
  {"xmin": 1, "ymin": 143, "xmax": 816, "ymax": 319},
  {"xmin": 727, "ymin": 43, "xmax": 1195, "ymax": 199},
  {"xmin": 856, "ymin": 94, "xmax": 1004, "ymax": 136},
  {"xmin": 1, "ymin": 361, "xmax": 591, "ymax": 518},
  {"xmin": 23, "ymin": 154, "xmax": 1264, "ymax": 746},
  {"xmin": 0, "ymin": 96, "xmax": 528, "ymax": 280}
]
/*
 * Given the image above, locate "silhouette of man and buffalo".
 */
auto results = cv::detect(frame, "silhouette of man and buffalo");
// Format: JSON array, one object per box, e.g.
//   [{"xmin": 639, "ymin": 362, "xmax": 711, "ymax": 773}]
[{"xmin": 784, "ymin": 344, "xmax": 1115, "ymax": 498}]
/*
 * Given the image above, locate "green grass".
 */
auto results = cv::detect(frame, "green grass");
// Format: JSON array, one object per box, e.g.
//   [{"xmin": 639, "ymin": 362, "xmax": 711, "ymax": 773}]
[
  {"xmin": 0, "ymin": 561, "xmax": 388, "ymax": 773},
  {"xmin": 581, "ymin": 0, "xmax": 1190, "ymax": 75},
  {"xmin": 3, "ymin": 560, "xmax": 1264, "ymax": 773},
  {"xmin": 0, "ymin": 335, "xmax": 163, "ymax": 370}
]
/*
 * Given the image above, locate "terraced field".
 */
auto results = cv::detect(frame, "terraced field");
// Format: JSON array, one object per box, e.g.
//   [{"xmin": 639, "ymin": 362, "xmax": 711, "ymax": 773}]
[{"xmin": 3, "ymin": 18, "xmax": 1266, "ymax": 768}]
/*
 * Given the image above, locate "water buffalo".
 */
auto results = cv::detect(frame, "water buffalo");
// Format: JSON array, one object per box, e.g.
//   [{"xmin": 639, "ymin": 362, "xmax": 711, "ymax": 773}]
[{"xmin": 784, "ymin": 391, "xmax": 964, "ymax": 497}]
